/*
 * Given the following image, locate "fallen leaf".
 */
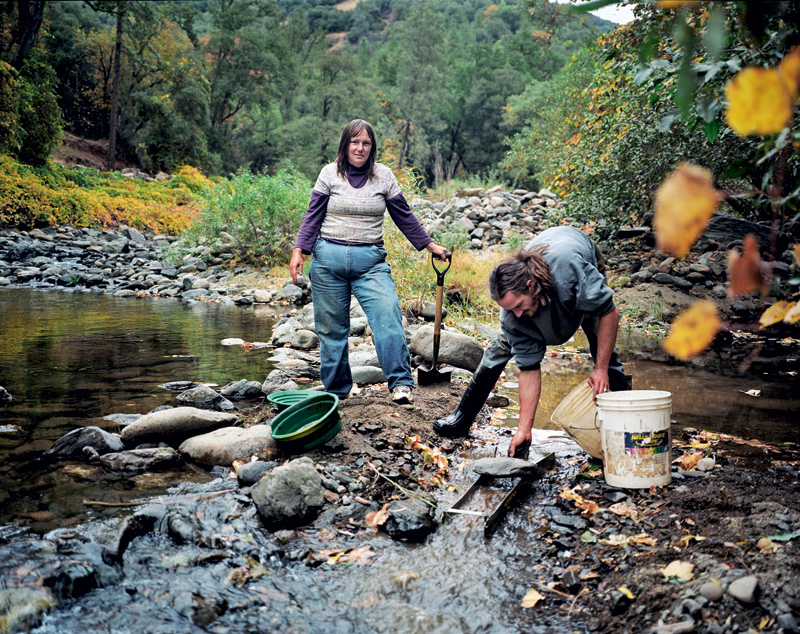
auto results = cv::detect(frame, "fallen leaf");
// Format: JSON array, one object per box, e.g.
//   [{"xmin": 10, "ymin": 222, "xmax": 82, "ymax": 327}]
[
  {"xmin": 727, "ymin": 234, "xmax": 767, "ymax": 297},
  {"xmin": 769, "ymin": 529, "xmax": 800, "ymax": 542},
  {"xmin": 521, "ymin": 588, "xmax": 544, "ymax": 608},
  {"xmin": 618, "ymin": 586, "xmax": 636, "ymax": 600},
  {"xmin": 756, "ymin": 537, "xmax": 781, "ymax": 554},
  {"xmin": 661, "ymin": 560, "xmax": 694, "ymax": 581},
  {"xmin": 662, "ymin": 300, "xmax": 721, "ymax": 360},
  {"xmin": 609, "ymin": 503, "xmax": 639, "ymax": 520},
  {"xmin": 676, "ymin": 451, "xmax": 703, "ymax": 471},
  {"xmin": 759, "ymin": 301, "xmax": 793, "ymax": 329},
  {"xmin": 740, "ymin": 389, "xmax": 761, "ymax": 397},
  {"xmin": 338, "ymin": 545, "xmax": 377, "ymax": 565},
  {"xmin": 793, "ymin": 245, "xmax": 800, "ymax": 267},
  {"xmin": 579, "ymin": 500, "xmax": 600, "ymax": 517},
  {"xmin": 581, "ymin": 531, "xmax": 597, "ymax": 543},
  {"xmin": 654, "ymin": 164, "xmax": 721, "ymax": 259},
  {"xmin": 600, "ymin": 534, "xmax": 631, "ymax": 546}
]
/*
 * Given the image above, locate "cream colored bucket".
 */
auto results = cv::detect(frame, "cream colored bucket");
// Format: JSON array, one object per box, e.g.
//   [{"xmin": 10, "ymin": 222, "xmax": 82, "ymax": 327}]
[
  {"xmin": 597, "ymin": 390, "xmax": 672, "ymax": 488},
  {"xmin": 550, "ymin": 380, "xmax": 602, "ymax": 460}
]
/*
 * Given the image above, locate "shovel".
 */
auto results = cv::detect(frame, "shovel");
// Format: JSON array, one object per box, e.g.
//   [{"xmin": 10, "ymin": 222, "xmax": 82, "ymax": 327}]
[{"xmin": 418, "ymin": 251, "xmax": 452, "ymax": 386}]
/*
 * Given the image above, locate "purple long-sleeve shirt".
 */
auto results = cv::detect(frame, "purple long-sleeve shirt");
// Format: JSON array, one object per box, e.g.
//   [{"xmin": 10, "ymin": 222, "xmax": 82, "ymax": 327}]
[{"xmin": 294, "ymin": 162, "xmax": 432, "ymax": 253}]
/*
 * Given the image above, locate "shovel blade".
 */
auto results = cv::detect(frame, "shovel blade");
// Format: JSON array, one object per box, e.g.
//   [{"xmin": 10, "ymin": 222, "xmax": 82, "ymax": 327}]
[{"xmin": 418, "ymin": 365, "xmax": 452, "ymax": 386}]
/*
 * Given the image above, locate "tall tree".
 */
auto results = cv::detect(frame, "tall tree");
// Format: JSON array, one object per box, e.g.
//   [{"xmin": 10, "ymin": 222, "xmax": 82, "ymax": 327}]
[{"xmin": 10, "ymin": 0, "xmax": 47, "ymax": 70}]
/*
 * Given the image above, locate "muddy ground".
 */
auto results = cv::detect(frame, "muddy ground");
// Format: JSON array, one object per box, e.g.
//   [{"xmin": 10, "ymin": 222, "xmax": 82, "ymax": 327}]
[{"xmin": 254, "ymin": 378, "xmax": 800, "ymax": 634}]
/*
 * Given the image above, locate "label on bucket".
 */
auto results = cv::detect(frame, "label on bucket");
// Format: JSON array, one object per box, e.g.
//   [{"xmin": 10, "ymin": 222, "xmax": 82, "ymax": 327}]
[{"xmin": 624, "ymin": 430, "xmax": 669, "ymax": 455}]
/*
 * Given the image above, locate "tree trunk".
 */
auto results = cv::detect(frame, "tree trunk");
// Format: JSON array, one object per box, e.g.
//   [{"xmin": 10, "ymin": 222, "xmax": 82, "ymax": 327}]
[
  {"xmin": 106, "ymin": 8, "xmax": 123, "ymax": 172},
  {"xmin": 11, "ymin": 0, "xmax": 47, "ymax": 70},
  {"xmin": 398, "ymin": 119, "xmax": 410, "ymax": 170}
]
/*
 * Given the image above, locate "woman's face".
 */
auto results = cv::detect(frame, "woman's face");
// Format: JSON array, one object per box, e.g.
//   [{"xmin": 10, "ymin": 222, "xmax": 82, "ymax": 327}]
[{"xmin": 347, "ymin": 128, "xmax": 371, "ymax": 168}]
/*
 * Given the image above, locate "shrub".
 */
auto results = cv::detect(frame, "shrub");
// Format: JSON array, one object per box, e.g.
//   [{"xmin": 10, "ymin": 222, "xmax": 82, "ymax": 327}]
[{"xmin": 184, "ymin": 168, "xmax": 311, "ymax": 266}]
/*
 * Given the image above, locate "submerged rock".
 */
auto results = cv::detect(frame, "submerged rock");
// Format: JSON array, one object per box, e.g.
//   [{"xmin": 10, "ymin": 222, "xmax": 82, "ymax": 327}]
[
  {"xmin": 381, "ymin": 498, "xmax": 436, "ymax": 542},
  {"xmin": 88, "ymin": 446, "xmax": 182, "ymax": 473},
  {"xmin": 43, "ymin": 426, "xmax": 124, "ymax": 461}
]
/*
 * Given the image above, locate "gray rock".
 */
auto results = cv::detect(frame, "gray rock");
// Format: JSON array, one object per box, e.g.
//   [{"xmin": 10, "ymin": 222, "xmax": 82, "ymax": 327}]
[
  {"xmin": 381, "ymin": 497, "xmax": 436, "ymax": 542},
  {"xmin": 43, "ymin": 426, "xmax": 125, "ymax": 460},
  {"xmin": 179, "ymin": 424, "xmax": 279, "ymax": 466},
  {"xmin": 0, "ymin": 385, "xmax": 12, "ymax": 404},
  {"xmin": 472, "ymin": 456, "xmax": 543, "ymax": 477},
  {"xmin": 121, "ymin": 407, "xmax": 237, "ymax": 446},
  {"xmin": 91, "ymin": 446, "xmax": 182, "ymax": 472},
  {"xmin": 220, "ymin": 379, "xmax": 264, "ymax": 400},
  {"xmin": 409, "ymin": 326, "xmax": 484, "ymax": 371},
  {"xmin": 652, "ymin": 272, "xmax": 693, "ymax": 289},
  {"xmin": 728, "ymin": 575, "xmax": 759, "ymax": 603},
  {"xmin": 237, "ymin": 460, "xmax": 278, "ymax": 486},
  {"xmin": 174, "ymin": 384, "xmax": 234, "ymax": 411},
  {"xmin": 277, "ymin": 283, "xmax": 304, "ymax": 303},
  {"xmin": 251, "ymin": 457, "xmax": 325, "ymax": 529},
  {"xmin": 262, "ymin": 370, "xmax": 299, "ymax": 396},
  {"xmin": 700, "ymin": 581, "xmax": 724, "ymax": 602},
  {"xmin": 419, "ymin": 301, "xmax": 448, "ymax": 322},
  {"xmin": 291, "ymin": 329, "xmax": 319, "ymax": 350},
  {"xmin": 351, "ymin": 366, "xmax": 387, "ymax": 385}
]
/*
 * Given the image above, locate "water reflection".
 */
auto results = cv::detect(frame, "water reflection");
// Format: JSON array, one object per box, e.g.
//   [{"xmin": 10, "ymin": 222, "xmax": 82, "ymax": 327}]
[{"xmin": 0, "ymin": 288, "xmax": 285, "ymax": 525}]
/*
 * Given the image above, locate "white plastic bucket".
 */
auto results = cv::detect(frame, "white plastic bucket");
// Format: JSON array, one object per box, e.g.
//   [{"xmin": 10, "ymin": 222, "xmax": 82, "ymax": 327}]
[
  {"xmin": 550, "ymin": 380, "xmax": 602, "ymax": 460},
  {"xmin": 597, "ymin": 390, "xmax": 672, "ymax": 488}
]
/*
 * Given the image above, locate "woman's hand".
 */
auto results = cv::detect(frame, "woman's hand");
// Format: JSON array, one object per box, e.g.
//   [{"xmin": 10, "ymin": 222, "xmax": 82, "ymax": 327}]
[
  {"xmin": 425, "ymin": 241, "xmax": 449, "ymax": 261},
  {"xmin": 289, "ymin": 248, "xmax": 304, "ymax": 284}
]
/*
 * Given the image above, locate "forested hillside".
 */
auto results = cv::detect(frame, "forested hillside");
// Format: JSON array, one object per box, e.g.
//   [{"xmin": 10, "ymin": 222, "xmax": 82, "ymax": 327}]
[{"xmin": 0, "ymin": 0, "xmax": 612, "ymax": 185}]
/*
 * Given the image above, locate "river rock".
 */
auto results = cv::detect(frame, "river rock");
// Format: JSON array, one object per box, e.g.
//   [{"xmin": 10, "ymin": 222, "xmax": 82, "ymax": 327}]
[
  {"xmin": 179, "ymin": 425, "xmax": 279, "ymax": 466},
  {"xmin": 0, "ymin": 385, "xmax": 11, "ymax": 404},
  {"xmin": 472, "ymin": 457, "xmax": 545, "ymax": 478},
  {"xmin": 700, "ymin": 581, "xmax": 724, "ymax": 602},
  {"xmin": 174, "ymin": 384, "xmax": 234, "ymax": 411},
  {"xmin": 121, "ymin": 407, "xmax": 237, "ymax": 446},
  {"xmin": 261, "ymin": 370, "xmax": 299, "ymax": 395},
  {"xmin": 728, "ymin": 575, "xmax": 759, "ymax": 603},
  {"xmin": 250, "ymin": 457, "xmax": 325, "ymax": 529},
  {"xmin": 381, "ymin": 497, "xmax": 436, "ymax": 542},
  {"xmin": 351, "ymin": 366, "xmax": 387, "ymax": 385},
  {"xmin": 237, "ymin": 460, "xmax": 279, "ymax": 486},
  {"xmin": 291, "ymin": 329, "xmax": 319, "ymax": 350},
  {"xmin": 409, "ymin": 327, "xmax": 484, "ymax": 371},
  {"xmin": 43, "ymin": 426, "xmax": 125, "ymax": 460},
  {"xmin": 220, "ymin": 379, "xmax": 264, "ymax": 400},
  {"xmin": 106, "ymin": 504, "xmax": 166, "ymax": 560},
  {"xmin": 419, "ymin": 301, "xmax": 448, "ymax": 322},
  {"xmin": 90, "ymin": 446, "xmax": 182, "ymax": 472}
]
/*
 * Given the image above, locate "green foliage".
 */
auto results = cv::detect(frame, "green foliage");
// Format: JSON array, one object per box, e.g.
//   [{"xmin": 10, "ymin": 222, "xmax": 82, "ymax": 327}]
[{"xmin": 185, "ymin": 168, "xmax": 312, "ymax": 266}]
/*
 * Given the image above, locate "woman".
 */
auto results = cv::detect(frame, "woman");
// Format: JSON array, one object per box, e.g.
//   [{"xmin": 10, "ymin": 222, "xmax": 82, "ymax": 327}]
[{"xmin": 289, "ymin": 119, "xmax": 447, "ymax": 404}]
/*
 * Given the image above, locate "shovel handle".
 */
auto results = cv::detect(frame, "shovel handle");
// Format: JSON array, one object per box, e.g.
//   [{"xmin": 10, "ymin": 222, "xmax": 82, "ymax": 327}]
[{"xmin": 431, "ymin": 252, "xmax": 452, "ymax": 286}]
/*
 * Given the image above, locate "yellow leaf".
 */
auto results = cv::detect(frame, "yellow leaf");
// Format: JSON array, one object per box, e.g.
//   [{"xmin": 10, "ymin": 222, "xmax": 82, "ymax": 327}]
[
  {"xmin": 676, "ymin": 451, "xmax": 703, "ymax": 471},
  {"xmin": 521, "ymin": 588, "xmax": 544, "ymax": 608},
  {"xmin": 756, "ymin": 537, "xmax": 781, "ymax": 554},
  {"xmin": 579, "ymin": 500, "xmax": 600, "ymax": 517},
  {"xmin": 661, "ymin": 560, "xmax": 694, "ymax": 581},
  {"xmin": 630, "ymin": 534, "xmax": 659, "ymax": 547},
  {"xmin": 725, "ymin": 60, "xmax": 799, "ymax": 136},
  {"xmin": 618, "ymin": 586, "xmax": 636, "ymax": 600},
  {"xmin": 662, "ymin": 300, "xmax": 721, "ymax": 360},
  {"xmin": 793, "ymin": 244, "xmax": 800, "ymax": 267},
  {"xmin": 759, "ymin": 301, "xmax": 793, "ymax": 329},
  {"xmin": 782, "ymin": 302, "xmax": 800, "ymax": 324},
  {"xmin": 654, "ymin": 164, "xmax": 721, "ymax": 259}
]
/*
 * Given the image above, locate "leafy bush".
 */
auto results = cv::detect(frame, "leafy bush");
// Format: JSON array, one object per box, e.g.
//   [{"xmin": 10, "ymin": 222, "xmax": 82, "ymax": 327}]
[
  {"xmin": 0, "ymin": 154, "xmax": 198, "ymax": 232},
  {"xmin": 184, "ymin": 168, "xmax": 311, "ymax": 266}
]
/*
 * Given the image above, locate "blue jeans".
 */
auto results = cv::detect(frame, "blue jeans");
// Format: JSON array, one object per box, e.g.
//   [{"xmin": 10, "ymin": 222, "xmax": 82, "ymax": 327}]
[{"xmin": 310, "ymin": 238, "xmax": 414, "ymax": 398}]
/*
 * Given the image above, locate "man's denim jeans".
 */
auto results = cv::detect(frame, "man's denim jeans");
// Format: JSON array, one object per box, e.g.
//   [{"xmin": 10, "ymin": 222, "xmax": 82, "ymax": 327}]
[{"xmin": 310, "ymin": 238, "xmax": 414, "ymax": 398}]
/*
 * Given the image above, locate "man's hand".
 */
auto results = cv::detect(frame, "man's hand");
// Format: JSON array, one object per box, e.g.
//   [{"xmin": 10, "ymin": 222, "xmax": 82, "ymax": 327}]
[
  {"xmin": 588, "ymin": 367, "xmax": 610, "ymax": 401},
  {"xmin": 508, "ymin": 428, "xmax": 532, "ymax": 458},
  {"xmin": 289, "ymin": 248, "xmax": 304, "ymax": 284}
]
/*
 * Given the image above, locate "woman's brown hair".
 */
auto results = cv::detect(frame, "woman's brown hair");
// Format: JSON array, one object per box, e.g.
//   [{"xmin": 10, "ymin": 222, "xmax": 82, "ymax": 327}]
[
  {"xmin": 489, "ymin": 247, "xmax": 554, "ymax": 309},
  {"xmin": 336, "ymin": 119, "xmax": 377, "ymax": 180}
]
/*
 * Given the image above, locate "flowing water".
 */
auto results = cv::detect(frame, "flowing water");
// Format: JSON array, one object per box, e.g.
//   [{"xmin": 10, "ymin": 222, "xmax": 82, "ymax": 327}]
[{"xmin": 1, "ymin": 288, "xmax": 798, "ymax": 633}]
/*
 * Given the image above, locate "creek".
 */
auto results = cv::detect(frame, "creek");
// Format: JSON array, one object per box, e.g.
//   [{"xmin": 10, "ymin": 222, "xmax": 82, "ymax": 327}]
[{"xmin": 1, "ymin": 288, "xmax": 799, "ymax": 634}]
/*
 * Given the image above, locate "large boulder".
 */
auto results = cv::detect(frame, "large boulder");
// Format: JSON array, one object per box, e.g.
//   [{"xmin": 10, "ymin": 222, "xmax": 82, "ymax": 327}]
[
  {"xmin": 409, "ymin": 327, "xmax": 484, "ymax": 371},
  {"xmin": 179, "ymin": 425, "xmax": 279, "ymax": 466},
  {"xmin": 250, "ymin": 457, "xmax": 325, "ymax": 529},
  {"xmin": 121, "ymin": 407, "xmax": 237, "ymax": 447}
]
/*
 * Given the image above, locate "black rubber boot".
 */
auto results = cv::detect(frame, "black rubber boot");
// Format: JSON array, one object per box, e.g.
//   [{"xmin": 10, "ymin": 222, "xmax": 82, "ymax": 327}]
[{"xmin": 433, "ymin": 364, "xmax": 505, "ymax": 437}]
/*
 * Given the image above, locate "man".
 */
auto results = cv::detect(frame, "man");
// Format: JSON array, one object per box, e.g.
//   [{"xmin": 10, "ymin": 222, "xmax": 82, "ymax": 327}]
[{"xmin": 433, "ymin": 225, "xmax": 631, "ymax": 457}]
